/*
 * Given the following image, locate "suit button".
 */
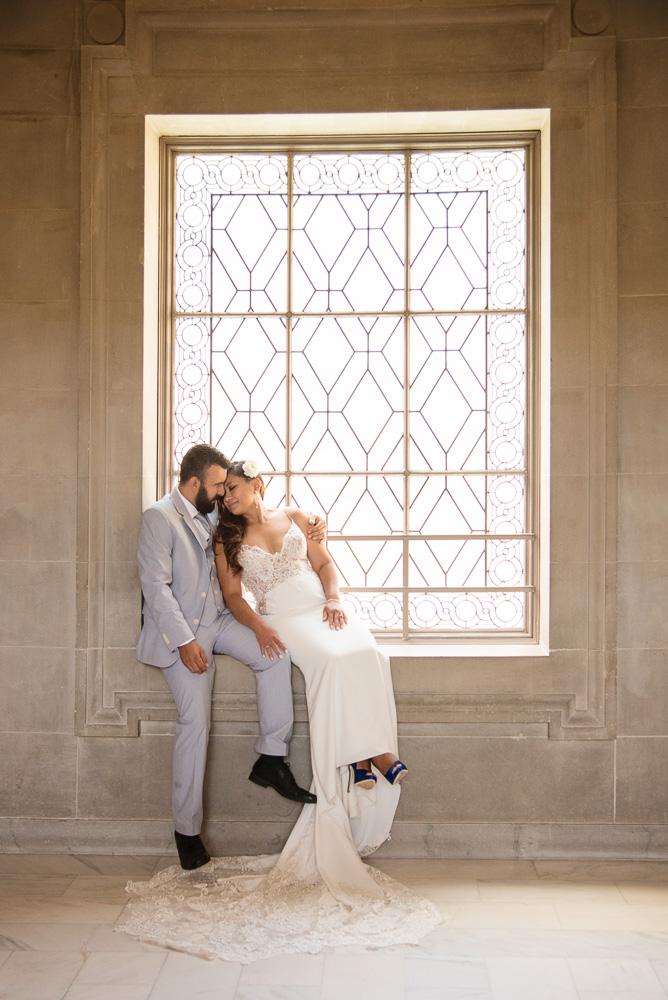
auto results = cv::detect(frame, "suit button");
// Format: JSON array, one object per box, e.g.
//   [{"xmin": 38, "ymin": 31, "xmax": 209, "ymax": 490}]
[
  {"xmin": 193, "ymin": 618, "xmax": 199, "ymax": 625},
  {"xmin": 201, "ymin": 591, "xmax": 206, "ymax": 598}
]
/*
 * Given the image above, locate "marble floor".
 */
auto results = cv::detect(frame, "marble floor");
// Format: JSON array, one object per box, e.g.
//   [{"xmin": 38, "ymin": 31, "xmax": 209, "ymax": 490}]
[{"xmin": 1, "ymin": 857, "xmax": 668, "ymax": 999}]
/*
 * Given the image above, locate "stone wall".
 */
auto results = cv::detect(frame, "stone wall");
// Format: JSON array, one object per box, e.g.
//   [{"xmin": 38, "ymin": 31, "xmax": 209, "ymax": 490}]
[
  {"xmin": 0, "ymin": 2, "xmax": 80, "ymax": 829},
  {"xmin": 0, "ymin": 0, "xmax": 666, "ymax": 858},
  {"xmin": 614, "ymin": 0, "xmax": 668, "ymax": 829}
]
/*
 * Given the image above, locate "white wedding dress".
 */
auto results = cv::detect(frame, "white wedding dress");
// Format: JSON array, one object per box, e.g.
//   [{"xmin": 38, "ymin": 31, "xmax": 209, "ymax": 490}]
[{"xmin": 117, "ymin": 519, "xmax": 441, "ymax": 962}]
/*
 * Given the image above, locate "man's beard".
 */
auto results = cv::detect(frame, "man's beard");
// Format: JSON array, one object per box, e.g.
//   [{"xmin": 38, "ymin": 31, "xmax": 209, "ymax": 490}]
[{"xmin": 194, "ymin": 484, "xmax": 215, "ymax": 515}]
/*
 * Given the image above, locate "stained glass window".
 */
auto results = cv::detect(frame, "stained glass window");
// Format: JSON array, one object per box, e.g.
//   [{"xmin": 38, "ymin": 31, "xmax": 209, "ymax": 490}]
[{"xmin": 169, "ymin": 143, "xmax": 533, "ymax": 640}]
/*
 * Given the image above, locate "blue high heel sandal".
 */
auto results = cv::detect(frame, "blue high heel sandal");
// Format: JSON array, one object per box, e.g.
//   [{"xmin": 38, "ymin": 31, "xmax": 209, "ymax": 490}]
[
  {"xmin": 348, "ymin": 763, "xmax": 377, "ymax": 790},
  {"xmin": 382, "ymin": 759, "xmax": 409, "ymax": 785}
]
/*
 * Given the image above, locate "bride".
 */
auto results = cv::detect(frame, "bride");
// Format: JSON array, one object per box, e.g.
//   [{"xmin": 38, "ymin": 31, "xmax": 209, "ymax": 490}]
[{"xmin": 117, "ymin": 461, "xmax": 440, "ymax": 962}]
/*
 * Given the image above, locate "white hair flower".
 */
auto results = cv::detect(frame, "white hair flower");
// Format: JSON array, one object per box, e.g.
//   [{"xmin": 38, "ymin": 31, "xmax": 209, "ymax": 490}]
[{"xmin": 242, "ymin": 459, "xmax": 259, "ymax": 479}]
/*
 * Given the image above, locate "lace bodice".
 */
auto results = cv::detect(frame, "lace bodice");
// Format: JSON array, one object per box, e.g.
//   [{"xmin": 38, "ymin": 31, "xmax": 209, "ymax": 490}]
[{"xmin": 238, "ymin": 519, "xmax": 312, "ymax": 613}]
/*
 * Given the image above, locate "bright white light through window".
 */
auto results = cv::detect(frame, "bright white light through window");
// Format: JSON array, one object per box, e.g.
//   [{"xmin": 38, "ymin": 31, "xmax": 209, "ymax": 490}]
[{"xmin": 171, "ymin": 146, "xmax": 530, "ymax": 639}]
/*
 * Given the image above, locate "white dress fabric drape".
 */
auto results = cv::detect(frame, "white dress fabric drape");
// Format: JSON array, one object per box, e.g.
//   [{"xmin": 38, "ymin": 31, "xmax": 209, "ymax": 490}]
[{"xmin": 117, "ymin": 521, "xmax": 441, "ymax": 962}]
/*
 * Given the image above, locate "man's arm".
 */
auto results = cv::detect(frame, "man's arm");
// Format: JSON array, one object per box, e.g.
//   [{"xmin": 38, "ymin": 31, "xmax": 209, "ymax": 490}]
[{"xmin": 137, "ymin": 507, "xmax": 196, "ymax": 651}]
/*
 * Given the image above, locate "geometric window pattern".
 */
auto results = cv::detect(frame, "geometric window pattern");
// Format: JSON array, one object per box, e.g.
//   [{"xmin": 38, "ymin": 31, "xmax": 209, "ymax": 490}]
[{"xmin": 172, "ymin": 146, "xmax": 530, "ymax": 638}]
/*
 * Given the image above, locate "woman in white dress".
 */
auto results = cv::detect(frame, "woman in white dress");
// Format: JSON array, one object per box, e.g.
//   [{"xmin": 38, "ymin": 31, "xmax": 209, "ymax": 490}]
[{"xmin": 117, "ymin": 461, "xmax": 440, "ymax": 962}]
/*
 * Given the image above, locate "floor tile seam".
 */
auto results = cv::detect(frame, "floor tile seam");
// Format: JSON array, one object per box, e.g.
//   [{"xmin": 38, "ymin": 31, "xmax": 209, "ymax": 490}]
[
  {"xmin": 402, "ymin": 955, "xmax": 493, "ymax": 990},
  {"xmin": 565, "ymin": 954, "xmax": 668, "ymax": 994},
  {"xmin": 648, "ymin": 956, "xmax": 668, "ymax": 999},
  {"xmin": 484, "ymin": 954, "xmax": 581, "ymax": 995},
  {"xmin": 135, "ymin": 948, "xmax": 170, "ymax": 1000},
  {"xmin": 47, "ymin": 949, "xmax": 88, "ymax": 1000}
]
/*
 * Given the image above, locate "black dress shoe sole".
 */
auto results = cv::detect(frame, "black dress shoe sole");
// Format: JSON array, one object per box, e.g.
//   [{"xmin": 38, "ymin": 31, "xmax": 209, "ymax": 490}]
[
  {"xmin": 179, "ymin": 852, "xmax": 210, "ymax": 871},
  {"xmin": 248, "ymin": 771, "xmax": 317, "ymax": 803}
]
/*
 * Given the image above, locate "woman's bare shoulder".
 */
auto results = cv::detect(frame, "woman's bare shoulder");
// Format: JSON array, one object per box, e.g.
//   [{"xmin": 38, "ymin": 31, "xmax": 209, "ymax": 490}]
[{"xmin": 283, "ymin": 506, "xmax": 311, "ymax": 530}]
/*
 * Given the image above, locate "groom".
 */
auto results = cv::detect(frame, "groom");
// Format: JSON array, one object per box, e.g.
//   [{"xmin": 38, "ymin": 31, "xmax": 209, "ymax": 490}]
[{"xmin": 137, "ymin": 444, "xmax": 318, "ymax": 871}]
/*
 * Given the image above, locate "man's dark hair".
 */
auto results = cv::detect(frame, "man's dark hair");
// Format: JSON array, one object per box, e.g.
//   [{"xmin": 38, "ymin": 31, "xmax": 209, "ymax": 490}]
[{"xmin": 179, "ymin": 444, "xmax": 230, "ymax": 484}]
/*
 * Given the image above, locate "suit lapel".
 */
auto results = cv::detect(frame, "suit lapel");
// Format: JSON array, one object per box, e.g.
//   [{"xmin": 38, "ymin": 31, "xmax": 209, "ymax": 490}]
[{"xmin": 171, "ymin": 486, "xmax": 209, "ymax": 553}]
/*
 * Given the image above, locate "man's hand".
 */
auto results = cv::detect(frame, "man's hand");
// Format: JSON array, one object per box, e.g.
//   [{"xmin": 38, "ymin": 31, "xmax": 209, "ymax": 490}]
[
  {"xmin": 178, "ymin": 639, "xmax": 209, "ymax": 673},
  {"xmin": 254, "ymin": 623, "xmax": 288, "ymax": 662},
  {"xmin": 306, "ymin": 513, "xmax": 327, "ymax": 544}
]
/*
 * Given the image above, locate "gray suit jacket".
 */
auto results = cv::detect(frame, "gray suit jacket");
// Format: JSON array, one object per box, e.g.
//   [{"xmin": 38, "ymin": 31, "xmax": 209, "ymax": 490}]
[{"xmin": 136, "ymin": 486, "xmax": 225, "ymax": 668}]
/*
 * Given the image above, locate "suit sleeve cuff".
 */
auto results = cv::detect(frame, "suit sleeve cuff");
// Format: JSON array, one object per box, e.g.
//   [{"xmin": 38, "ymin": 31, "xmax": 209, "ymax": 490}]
[{"xmin": 177, "ymin": 635, "xmax": 196, "ymax": 648}]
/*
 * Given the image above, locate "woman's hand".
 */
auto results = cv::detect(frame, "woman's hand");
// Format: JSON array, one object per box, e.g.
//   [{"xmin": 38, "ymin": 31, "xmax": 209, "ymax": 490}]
[
  {"xmin": 323, "ymin": 598, "xmax": 347, "ymax": 630},
  {"xmin": 254, "ymin": 622, "xmax": 288, "ymax": 661}
]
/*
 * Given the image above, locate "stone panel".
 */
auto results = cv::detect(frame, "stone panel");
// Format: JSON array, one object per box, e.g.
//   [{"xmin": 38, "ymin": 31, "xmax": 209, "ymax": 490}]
[
  {"xmin": 550, "ymin": 563, "xmax": 589, "ymax": 651},
  {"xmin": 152, "ymin": 20, "xmax": 545, "ymax": 76},
  {"xmin": 0, "ymin": 733, "xmax": 76, "ymax": 817},
  {"xmin": 396, "ymin": 737, "xmax": 613, "ymax": 823},
  {"xmin": 107, "ymin": 117, "xmax": 147, "ymax": 227},
  {"xmin": 0, "ymin": 211, "xmax": 78, "ymax": 303},
  {"xmin": 619, "ymin": 108, "xmax": 668, "ymax": 205},
  {"xmin": 1, "ymin": 0, "xmax": 79, "ymax": 48},
  {"xmin": 617, "ymin": 561, "xmax": 668, "ymax": 650},
  {"xmin": 616, "ymin": 736, "xmax": 668, "ymax": 823},
  {"xmin": 618, "ymin": 38, "xmax": 668, "ymax": 108},
  {"xmin": 0, "ymin": 50, "xmax": 79, "ymax": 115},
  {"xmin": 76, "ymin": 731, "xmax": 311, "ymax": 821},
  {"xmin": 618, "ymin": 385, "xmax": 668, "ymax": 474},
  {"xmin": 551, "ymin": 388, "xmax": 590, "ymax": 478},
  {"xmin": 106, "ymin": 390, "xmax": 143, "ymax": 477},
  {"xmin": 618, "ymin": 650, "xmax": 668, "ymax": 736},
  {"xmin": 0, "ymin": 646, "xmax": 75, "ymax": 734},
  {"xmin": 76, "ymin": 729, "xmax": 615, "ymax": 826},
  {"xmin": 105, "ymin": 477, "xmax": 143, "ymax": 565},
  {"xmin": 551, "ymin": 477, "xmax": 589, "ymax": 565},
  {"xmin": 106, "ymin": 299, "xmax": 144, "ymax": 394},
  {"xmin": 618, "ymin": 294, "xmax": 668, "ymax": 387},
  {"xmin": 205, "ymin": 734, "xmax": 311, "ymax": 822},
  {"xmin": 0, "ymin": 560, "xmax": 75, "ymax": 647},
  {"xmin": 618, "ymin": 474, "xmax": 668, "ymax": 563},
  {"xmin": 0, "ymin": 117, "xmax": 79, "ymax": 212},
  {"xmin": 551, "ymin": 310, "xmax": 590, "ymax": 390},
  {"xmin": 76, "ymin": 734, "xmax": 173, "ymax": 819},
  {"xmin": 390, "ymin": 650, "xmax": 587, "ymax": 703},
  {"xmin": 106, "ymin": 68, "xmax": 592, "ymax": 117},
  {"xmin": 0, "ymin": 302, "xmax": 78, "ymax": 392},
  {"xmin": 619, "ymin": 203, "xmax": 668, "ymax": 297},
  {"xmin": 0, "ymin": 389, "xmax": 77, "ymax": 477},
  {"xmin": 614, "ymin": 0, "xmax": 668, "ymax": 39},
  {"xmin": 0, "ymin": 476, "xmax": 76, "ymax": 562},
  {"xmin": 103, "ymin": 560, "xmax": 142, "ymax": 648}
]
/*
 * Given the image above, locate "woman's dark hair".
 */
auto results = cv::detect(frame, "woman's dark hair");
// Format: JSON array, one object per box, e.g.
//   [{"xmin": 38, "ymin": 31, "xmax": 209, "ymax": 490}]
[
  {"xmin": 179, "ymin": 444, "xmax": 229, "ymax": 484},
  {"xmin": 214, "ymin": 460, "xmax": 265, "ymax": 575}
]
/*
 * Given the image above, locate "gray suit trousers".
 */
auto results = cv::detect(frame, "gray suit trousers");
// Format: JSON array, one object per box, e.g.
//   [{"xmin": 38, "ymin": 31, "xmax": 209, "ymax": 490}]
[{"xmin": 161, "ymin": 609, "xmax": 293, "ymax": 836}]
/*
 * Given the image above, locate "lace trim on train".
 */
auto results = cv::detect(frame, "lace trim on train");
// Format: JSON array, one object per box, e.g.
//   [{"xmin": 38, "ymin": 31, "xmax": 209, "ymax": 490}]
[{"xmin": 116, "ymin": 855, "xmax": 442, "ymax": 964}]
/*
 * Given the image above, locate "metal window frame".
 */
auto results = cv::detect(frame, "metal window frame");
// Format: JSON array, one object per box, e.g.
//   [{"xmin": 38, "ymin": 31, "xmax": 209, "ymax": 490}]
[{"xmin": 158, "ymin": 130, "xmax": 541, "ymax": 644}]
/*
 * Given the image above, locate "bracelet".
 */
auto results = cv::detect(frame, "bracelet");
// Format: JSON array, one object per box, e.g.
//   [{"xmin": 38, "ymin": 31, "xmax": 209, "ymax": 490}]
[{"xmin": 325, "ymin": 598, "xmax": 342, "ymax": 606}]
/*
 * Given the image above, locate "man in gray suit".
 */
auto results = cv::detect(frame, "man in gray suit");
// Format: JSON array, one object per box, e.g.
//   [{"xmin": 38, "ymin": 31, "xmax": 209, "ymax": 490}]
[{"xmin": 137, "ymin": 444, "xmax": 317, "ymax": 870}]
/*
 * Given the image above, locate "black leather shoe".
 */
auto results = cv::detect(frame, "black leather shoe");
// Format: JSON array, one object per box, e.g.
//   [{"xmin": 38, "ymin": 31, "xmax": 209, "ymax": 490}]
[
  {"xmin": 174, "ymin": 831, "xmax": 210, "ymax": 870},
  {"xmin": 249, "ymin": 757, "xmax": 317, "ymax": 804}
]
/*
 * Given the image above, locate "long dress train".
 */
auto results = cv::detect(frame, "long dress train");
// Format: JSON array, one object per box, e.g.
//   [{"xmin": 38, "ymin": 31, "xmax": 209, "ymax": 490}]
[{"xmin": 116, "ymin": 521, "xmax": 441, "ymax": 962}]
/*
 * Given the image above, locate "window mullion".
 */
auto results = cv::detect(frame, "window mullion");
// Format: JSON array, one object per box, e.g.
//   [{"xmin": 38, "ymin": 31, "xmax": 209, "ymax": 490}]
[
  {"xmin": 286, "ymin": 151, "xmax": 294, "ymax": 506},
  {"xmin": 402, "ymin": 150, "xmax": 411, "ymax": 642}
]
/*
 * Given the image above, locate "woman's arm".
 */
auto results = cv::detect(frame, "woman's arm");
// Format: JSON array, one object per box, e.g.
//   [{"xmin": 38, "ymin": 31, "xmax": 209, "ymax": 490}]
[
  {"xmin": 214, "ymin": 543, "xmax": 287, "ymax": 660},
  {"xmin": 290, "ymin": 510, "xmax": 347, "ymax": 630}
]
